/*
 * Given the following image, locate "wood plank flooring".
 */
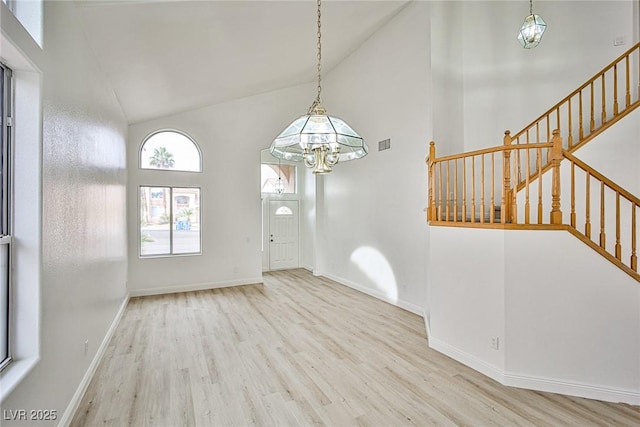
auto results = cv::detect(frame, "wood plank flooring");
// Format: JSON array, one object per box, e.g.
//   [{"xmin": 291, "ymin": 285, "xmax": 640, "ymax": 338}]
[{"xmin": 71, "ymin": 269, "xmax": 640, "ymax": 426}]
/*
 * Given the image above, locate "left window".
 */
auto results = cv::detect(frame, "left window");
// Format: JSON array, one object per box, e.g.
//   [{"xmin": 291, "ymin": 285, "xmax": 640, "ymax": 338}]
[
  {"xmin": 139, "ymin": 187, "xmax": 201, "ymax": 257},
  {"xmin": 139, "ymin": 130, "xmax": 202, "ymax": 258},
  {"xmin": 0, "ymin": 64, "xmax": 13, "ymax": 371}
]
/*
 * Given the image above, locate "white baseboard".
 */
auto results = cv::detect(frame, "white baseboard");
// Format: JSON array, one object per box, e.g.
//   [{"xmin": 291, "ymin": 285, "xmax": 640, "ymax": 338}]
[
  {"xmin": 503, "ymin": 372, "xmax": 640, "ymax": 406},
  {"xmin": 319, "ymin": 271, "xmax": 424, "ymax": 317},
  {"xmin": 301, "ymin": 263, "xmax": 314, "ymax": 273},
  {"xmin": 429, "ymin": 336, "xmax": 640, "ymax": 406},
  {"xmin": 129, "ymin": 276, "xmax": 263, "ymax": 297},
  {"xmin": 423, "ymin": 315, "xmax": 432, "ymax": 341},
  {"xmin": 429, "ymin": 336, "xmax": 505, "ymax": 384},
  {"xmin": 58, "ymin": 294, "xmax": 130, "ymax": 427}
]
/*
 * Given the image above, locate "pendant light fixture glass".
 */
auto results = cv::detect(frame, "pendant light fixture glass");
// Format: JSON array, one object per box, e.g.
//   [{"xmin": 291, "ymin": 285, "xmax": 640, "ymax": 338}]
[
  {"xmin": 269, "ymin": 0, "xmax": 367, "ymax": 174},
  {"xmin": 517, "ymin": 0, "xmax": 547, "ymax": 49}
]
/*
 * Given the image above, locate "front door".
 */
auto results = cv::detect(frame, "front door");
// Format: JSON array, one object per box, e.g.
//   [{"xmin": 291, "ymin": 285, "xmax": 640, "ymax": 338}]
[{"xmin": 269, "ymin": 200, "xmax": 299, "ymax": 270}]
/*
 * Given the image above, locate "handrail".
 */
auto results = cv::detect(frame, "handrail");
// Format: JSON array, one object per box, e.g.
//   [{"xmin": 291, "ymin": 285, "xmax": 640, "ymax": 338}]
[
  {"xmin": 508, "ymin": 42, "xmax": 640, "ymax": 191},
  {"xmin": 427, "ymin": 135, "xmax": 640, "ymax": 280},
  {"xmin": 563, "ymin": 151, "xmax": 640, "ymax": 275},
  {"xmin": 511, "ymin": 42, "xmax": 640, "ymax": 143},
  {"xmin": 426, "ymin": 134, "xmax": 562, "ymax": 225},
  {"xmin": 431, "ymin": 142, "xmax": 553, "ymax": 164},
  {"xmin": 564, "ymin": 152, "xmax": 640, "ymax": 207}
]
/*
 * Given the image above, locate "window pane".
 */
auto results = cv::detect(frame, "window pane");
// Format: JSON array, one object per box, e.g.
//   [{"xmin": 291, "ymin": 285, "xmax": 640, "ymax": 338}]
[
  {"xmin": 261, "ymin": 164, "xmax": 296, "ymax": 194},
  {"xmin": 172, "ymin": 188, "xmax": 200, "ymax": 254},
  {"xmin": 0, "ymin": 243, "xmax": 8, "ymax": 364},
  {"xmin": 275, "ymin": 206, "xmax": 293, "ymax": 215},
  {"xmin": 140, "ymin": 131, "xmax": 201, "ymax": 172},
  {"xmin": 140, "ymin": 187, "xmax": 171, "ymax": 256},
  {"xmin": 0, "ymin": 66, "xmax": 5, "ymax": 234}
]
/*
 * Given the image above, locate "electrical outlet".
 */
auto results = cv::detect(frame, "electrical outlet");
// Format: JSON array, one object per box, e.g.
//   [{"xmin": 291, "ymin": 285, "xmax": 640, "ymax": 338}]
[
  {"xmin": 84, "ymin": 340, "xmax": 89, "ymax": 356},
  {"xmin": 490, "ymin": 336, "xmax": 499, "ymax": 350}
]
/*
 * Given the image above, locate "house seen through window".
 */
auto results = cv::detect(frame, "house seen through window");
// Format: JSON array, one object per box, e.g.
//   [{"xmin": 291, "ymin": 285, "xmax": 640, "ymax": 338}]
[{"xmin": 140, "ymin": 187, "xmax": 201, "ymax": 257}]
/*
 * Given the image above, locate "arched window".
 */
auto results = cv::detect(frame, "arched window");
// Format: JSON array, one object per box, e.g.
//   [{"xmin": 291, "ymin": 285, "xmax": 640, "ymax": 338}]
[
  {"xmin": 140, "ymin": 130, "xmax": 201, "ymax": 172},
  {"xmin": 138, "ymin": 130, "xmax": 202, "ymax": 257},
  {"xmin": 275, "ymin": 206, "xmax": 293, "ymax": 216}
]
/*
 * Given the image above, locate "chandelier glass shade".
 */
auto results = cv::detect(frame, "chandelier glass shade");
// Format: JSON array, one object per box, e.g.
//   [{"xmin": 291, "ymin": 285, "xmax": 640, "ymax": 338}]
[
  {"xmin": 517, "ymin": 0, "xmax": 546, "ymax": 49},
  {"xmin": 269, "ymin": 0, "xmax": 367, "ymax": 174},
  {"xmin": 270, "ymin": 106, "xmax": 367, "ymax": 174}
]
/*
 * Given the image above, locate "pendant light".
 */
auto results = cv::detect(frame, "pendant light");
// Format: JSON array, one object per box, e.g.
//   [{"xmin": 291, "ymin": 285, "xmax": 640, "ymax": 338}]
[
  {"xmin": 517, "ymin": 0, "xmax": 547, "ymax": 49},
  {"xmin": 269, "ymin": 0, "xmax": 368, "ymax": 174},
  {"xmin": 274, "ymin": 158, "xmax": 285, "ymax": 194}
]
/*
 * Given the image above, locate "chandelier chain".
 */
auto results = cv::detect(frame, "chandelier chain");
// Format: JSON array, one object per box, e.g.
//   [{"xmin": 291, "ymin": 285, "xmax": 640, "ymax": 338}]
[
  {"xmin": 315, "ymin": 0, "xmax": 322, "ymax": 107},
  {"xmin": 529, "ymin": 0, "xmax": 533, "ymax": 15}
]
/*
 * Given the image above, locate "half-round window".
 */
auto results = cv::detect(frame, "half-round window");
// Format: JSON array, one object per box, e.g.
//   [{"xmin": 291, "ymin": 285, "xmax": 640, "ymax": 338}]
[
  {"xmin": 275, "ymin": 206, "xmax": 293, "ymax": 216},
  {"xmin": 140, "ymin": 130, "xmax": 201, "ymax": 172}
]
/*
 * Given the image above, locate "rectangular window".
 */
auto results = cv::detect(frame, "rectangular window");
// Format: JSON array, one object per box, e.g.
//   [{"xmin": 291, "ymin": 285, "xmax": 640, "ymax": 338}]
[
  {"xmin": 0, "ymin": 64, "xmax": 13, "ymax": 371},
  {"xmin": 139, "ymin": 186, "xmax": 201, "ymax": 257}
]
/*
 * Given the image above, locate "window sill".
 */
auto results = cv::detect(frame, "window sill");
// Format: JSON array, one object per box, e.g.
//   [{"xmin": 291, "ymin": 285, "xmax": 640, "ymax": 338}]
[{"xmin": 0, "ymin": 356, "xmax": 39, "ymax": 402}]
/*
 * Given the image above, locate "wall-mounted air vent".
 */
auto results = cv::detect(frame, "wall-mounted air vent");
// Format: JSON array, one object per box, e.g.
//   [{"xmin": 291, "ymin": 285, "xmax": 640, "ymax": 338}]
[{"xmin": 378, "ymin": 138, "xmax": 391, "ymax": 151}]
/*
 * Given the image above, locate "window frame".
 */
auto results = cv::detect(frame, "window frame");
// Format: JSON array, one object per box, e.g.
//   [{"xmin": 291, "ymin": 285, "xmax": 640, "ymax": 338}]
[
  {"xmin": 138, "ymin": 129, "xmax": 203, "ymax": 173},
  {"xmin": 138, "ymin": 185, "xmax": 202, "ymax": 258},
  {"xmin": 0, "ymin": 63, "xmax": 13, "ymax": 372}
]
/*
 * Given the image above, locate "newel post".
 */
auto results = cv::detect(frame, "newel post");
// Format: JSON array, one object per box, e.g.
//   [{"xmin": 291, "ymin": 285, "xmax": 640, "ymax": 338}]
[
  {"xmin": 550, "ymin": 129, "xmax": 563, "ymax": 225},
  {"xmin": 502, "ymin": 130, "xmax": 512, "ymax": 224},
  {"xmin": 427, "ymin": 141, "xmax": 437, "ymax": 221}
]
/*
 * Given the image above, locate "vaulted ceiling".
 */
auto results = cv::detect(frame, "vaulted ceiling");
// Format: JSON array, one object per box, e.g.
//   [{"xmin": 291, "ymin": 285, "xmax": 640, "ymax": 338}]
[{"xmin": 76, "ymin": 1, "xmax": 410, "ymax": 124}]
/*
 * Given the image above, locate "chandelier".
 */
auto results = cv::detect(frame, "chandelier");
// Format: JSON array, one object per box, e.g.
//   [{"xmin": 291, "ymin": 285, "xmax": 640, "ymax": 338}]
[
  {"xmin": 517, "ymin": 0, "xmax": 547, "ymax": 49},
  {"xmin": 269, "ymin": 0, "xmax": 367, "ymax": 174}
]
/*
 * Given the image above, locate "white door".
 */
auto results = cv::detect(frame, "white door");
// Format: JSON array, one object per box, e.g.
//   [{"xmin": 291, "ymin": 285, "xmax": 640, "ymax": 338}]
[{"xmin": 269, "ymin": 200, "xmax": 299, "ymax": 270}]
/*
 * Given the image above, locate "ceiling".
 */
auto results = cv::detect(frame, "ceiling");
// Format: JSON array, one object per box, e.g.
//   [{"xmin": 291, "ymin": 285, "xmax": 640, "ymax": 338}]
[{"xmin": 76, "ymin": 0, "xmax": 410, "ymax": 124}]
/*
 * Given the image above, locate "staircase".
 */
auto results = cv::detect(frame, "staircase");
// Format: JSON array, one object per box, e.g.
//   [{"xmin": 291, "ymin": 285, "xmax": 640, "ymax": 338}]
[{"xmin": 426, "ymin": 42, "xmax": 640, "ymax": 281}]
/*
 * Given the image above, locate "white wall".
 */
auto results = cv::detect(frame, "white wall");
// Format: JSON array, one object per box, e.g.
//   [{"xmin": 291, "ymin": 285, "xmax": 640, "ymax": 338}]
[
  {"xmin": 1, "ymin": 1, "xmax": 128, "ymax": 424},
  {"xmin": 574, "ymin": 107, "xmax": 640, "ymax": 195},
  {"xmin": 127, "ymin": 84, "xmax": 312, "ymax": 295},
  {"xmin": 430, "ymin": 1, "xmax": 464, "ymax": 157},
  {"xmin": 461, "ymin": 1, "xmax": 637, "ymax": 151},
  {"xmin": 301, "ymin": 169, "xmax": 316, "ymax": 271},
  {"xmin": 429, "ymin": 227, "xmax": 506, "ymax": 375},
  {"xmin": 311, "ymin": 1, "xmax": 431, "ymax": 315},
  {"xmin": 504, "ymin": 230, "xmax": 640, "ymax": 403},
  {"xmin": 429, "ymin": 227, "xmax": 640, "ymax": 404}
]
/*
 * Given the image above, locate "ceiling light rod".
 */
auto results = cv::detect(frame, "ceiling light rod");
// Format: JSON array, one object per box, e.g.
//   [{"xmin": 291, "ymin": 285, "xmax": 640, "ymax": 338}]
[
  {"xmin": 517, "ymin": 0, "xmax": 547, "ymax": 49},
  {"xmin": 269, "ymin": 0, "xmax": 368, "ymax": 174},
  {"xmin": 309, "ymin": 0, "xmax": 323, "ymax": 115}
]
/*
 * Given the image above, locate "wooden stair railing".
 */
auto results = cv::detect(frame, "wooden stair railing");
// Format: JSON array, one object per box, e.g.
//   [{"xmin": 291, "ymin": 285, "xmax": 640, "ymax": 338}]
[
  {"xmin": 427, "ymin": 132, "xmax": 640, "ymax": 281},
  {"xmin": 509, "ymin": 42, "xmax": 640, "ymax": 190},
  {"xmin": 426, "ymin": 131, "xmax": 559, "ymax": 226},
  {"xmin": 563, "ymin": 152, "xmax": 640, "ymax": 280}
]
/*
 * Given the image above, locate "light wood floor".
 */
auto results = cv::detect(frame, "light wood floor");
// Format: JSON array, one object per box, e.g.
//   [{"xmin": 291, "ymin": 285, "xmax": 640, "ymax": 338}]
[{"xmin": 71, "ymin": 269, "xmax": 640, "ymax": 426}]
